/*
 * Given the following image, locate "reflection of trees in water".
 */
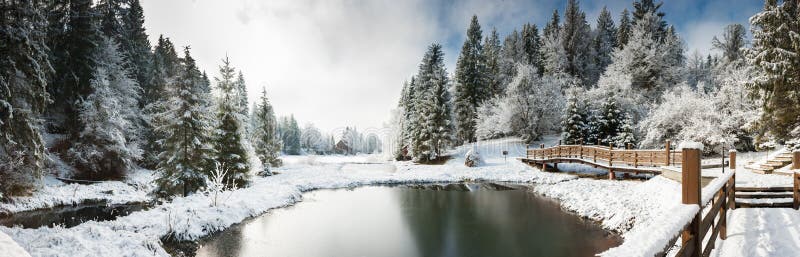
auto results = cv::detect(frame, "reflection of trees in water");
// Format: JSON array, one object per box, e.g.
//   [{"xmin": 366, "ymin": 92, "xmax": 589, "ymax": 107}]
[{"xmin": 396, "ymin": 185, "xmax": 619, "ymax": 257}]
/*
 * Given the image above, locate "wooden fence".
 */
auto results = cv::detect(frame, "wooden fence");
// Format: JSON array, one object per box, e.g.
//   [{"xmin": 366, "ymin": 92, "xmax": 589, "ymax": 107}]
[
  {"xmin": 526, "ymin": 140, "xmax": 683, "ymax": 168},
  {"xmin": 664, "ymin": 148, "xmax": 734, "ymax": 257}
]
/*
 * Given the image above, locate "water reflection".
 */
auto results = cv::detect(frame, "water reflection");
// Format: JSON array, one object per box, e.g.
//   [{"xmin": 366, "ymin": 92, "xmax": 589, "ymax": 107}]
[
  {"xmin": 0, "ymin": 203, "xmax": 148, "ymax": 229},
  {"xmin": 193, "ymin": 184, "xmax": 621, "ymax": 257}
]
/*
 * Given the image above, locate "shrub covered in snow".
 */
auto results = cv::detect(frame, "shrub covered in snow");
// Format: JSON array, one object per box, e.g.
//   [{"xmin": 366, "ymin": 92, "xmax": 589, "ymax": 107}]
[{"xmin": 464, "ymin": 146, "xmax": 484, "ymax": 167}]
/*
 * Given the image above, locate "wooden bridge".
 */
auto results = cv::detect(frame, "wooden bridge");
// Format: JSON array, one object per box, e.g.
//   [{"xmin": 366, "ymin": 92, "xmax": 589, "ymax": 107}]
[{"xmin": 521, "ymin": 140, "xmax": 681, "ymax": 179}]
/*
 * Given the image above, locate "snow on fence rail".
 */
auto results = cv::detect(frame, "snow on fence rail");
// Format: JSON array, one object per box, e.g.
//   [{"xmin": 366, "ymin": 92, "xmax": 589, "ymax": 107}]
[{"xmin": 601, "ymin": 146, "xmax": 736, "ymax": 257}]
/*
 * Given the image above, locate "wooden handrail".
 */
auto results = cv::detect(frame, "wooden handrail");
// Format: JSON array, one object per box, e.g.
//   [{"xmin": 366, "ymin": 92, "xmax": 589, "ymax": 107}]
[{"xmin": 525, "ymin": 143, "xmax": 682, "ymax": 167}]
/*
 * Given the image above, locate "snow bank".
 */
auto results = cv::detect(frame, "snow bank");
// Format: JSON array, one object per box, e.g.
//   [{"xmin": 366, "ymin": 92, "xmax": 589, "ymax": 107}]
[
  {"xmin": 600, "ymin": 170, "xmax": 735, "ymax": 257},
  {"xmin": 533, "ymin": 176, "xmax": 681, "ymax": 232},
  {"xmin": 0, "ymin": 230, "xmax": 30, "ymax": 257},
  {"xmin": 0, "ymin": 169, "xmax": 155, "ymax": 214}
]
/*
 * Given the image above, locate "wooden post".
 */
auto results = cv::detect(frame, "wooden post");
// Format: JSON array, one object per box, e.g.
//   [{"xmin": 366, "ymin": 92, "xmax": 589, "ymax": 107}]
[
  {"xmin": 665, "ymin": 140, "xmax": 671, "ymax": 166},
  {"xmin": 526, "ymin": 144, "xmax": 529, "ymax": 159},
  {"xmin": 720, "ymin": 185, "xmax": 728, "ymax": 239},
  {"xmin": 793, "ymin": 171, "xmax": 799, "ymax": 210},
  {"xmin": 793, "ymin": 150, "xmax": 800, "ymax": 170},
  {"xmin": 609, "ymin": 143, "xmax": 615, "ymax": 180},
  {"xmin": 681, "ymin": 147, "xmax": 702, "ymax": 257},
  {"xmin": 729, "ymin": 150, "xmax": 737, "ymax": 210}
]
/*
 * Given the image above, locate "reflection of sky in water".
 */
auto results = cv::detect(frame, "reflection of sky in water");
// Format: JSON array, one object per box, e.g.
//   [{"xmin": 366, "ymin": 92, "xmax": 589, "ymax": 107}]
[{"xmin": 195, "ymin": 185, "xmax": 620, "ymax": 257}]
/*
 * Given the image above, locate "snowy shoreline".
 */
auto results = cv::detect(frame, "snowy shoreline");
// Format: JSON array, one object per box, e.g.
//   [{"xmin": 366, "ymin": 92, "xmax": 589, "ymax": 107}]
[{"xmin": 0, "ymin": 139, "xmax": 793, "ymax": 257}]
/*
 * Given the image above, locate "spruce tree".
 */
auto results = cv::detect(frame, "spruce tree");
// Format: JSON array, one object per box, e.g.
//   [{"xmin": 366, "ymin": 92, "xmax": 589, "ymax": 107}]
[
  {"xmin": 154, "ymin": 47, "xmax": 215, "ymax": 197},
  {"xmin": 454, "ymin": 15, "xmax": 487, "ymax": 144},
  {"xmin": 250, "ymin": 87, "xmax": 283, "ymax": 173},
  {"xmin": 596, "ymin": 93, "xmax": 623, "ymax": 145},
  {"xmin": 747, "ymin": 0, "xmax": 800, "ymax": 139},
  {"xmin": 561, "ymin": 93, "xmax": 586, "ymax": 145},
  {"xmin": 561, "ymin": 0, "xmax": 595, "ymax": 86},
  {"xmin": 543, "ymin": 9, "xmax": 561, "ymax": 40},
  {"xmin": 213, "ymin": 56, "xmax": 251, "ymax": 188},
  {"xmin": 483, "ymin": 28, "xmax": 503, "ymax": 98},
  {"xmin": 632, "ymin": 0, "xmax": 667, "ymax": 38},
  {"xmin": 617, "ymin": 9, "xmax": 632, "ymax": 47},
  {"xmin": 121, "ymin": 0, "xmax": 153, "ymax": 104},
  {"xmin": 613, "ymin": 115, "xmax": 637, "ymax": 148},
  {"xmin": 68, "ymin": 36, "xmax": 142, "ymax": 180},
  {"xmin": 0, "ymin": 0, "xmax": 51, "ymax": 195},
  {"xmin": 49, "ymin": 0, "xmax": 100, "ymax": 135},
  {"xmin": 142, "ymin": 36, "xmax": 180, "ymax": 168},
  {"xmin": 521, "ymin": 23, "xmax": 544, "ymax": 76},
  {"xmin": 235, "ymin": 71, "xmax": 249, "ymax": 117},
  {"xmin": 411, "ymin": 44, "xmax": 453, "ymax": 162},
  {"xmin": 595, "ymin": 7, "xmax": 617, "ymax": 73}
]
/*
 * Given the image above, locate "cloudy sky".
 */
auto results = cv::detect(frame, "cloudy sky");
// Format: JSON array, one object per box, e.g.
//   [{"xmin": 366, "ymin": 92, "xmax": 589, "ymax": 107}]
[{"xmin": 140, "ymin": 0, "xmax": 763, "ymax": 133}]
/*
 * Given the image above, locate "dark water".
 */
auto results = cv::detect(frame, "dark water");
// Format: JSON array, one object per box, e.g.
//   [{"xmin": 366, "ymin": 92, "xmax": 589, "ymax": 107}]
[
  {"xmin": 189, "ymin": 184, "xmax": 621, "ymax": 257},
  {"xmin": 0, "ymin": 203, "xmax": 148, "ymax": 229}
]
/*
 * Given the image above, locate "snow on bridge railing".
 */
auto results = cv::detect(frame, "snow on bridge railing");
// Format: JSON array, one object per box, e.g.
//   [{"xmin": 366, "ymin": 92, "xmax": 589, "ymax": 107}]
[{"xmin": 600, "ymin": 146, "xmax": 737, "ymax": 257}]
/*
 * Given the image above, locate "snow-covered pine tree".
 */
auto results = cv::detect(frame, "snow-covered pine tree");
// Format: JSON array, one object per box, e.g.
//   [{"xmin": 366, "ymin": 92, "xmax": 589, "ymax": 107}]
[
  {"xmin": 598, "ymin": 12, "xmax": 683, "ymax": 102},
  {"xmin": 632, "ymin": 0, "xmax": 667, "ymax": 39},
  {"xmin": 213, "ymin": 56, "xmax": 251, "ymax": 188},
  {"xmin": 543, "ymin": 9, "xmax": 560, "ymax": 40},
  {"xmin": 746, "ymin": 0, "xmax": 800, "ymax": 140},
  {"xmin": 48, "ymin": 0, "xmax": 100, "ymax": 135},
  {"xmin": 68, "ymin": 36, "xmax": 142, "ymax": 180},
  {"xmin": 0, "ymin": 0, "xmax": 51, "ymax": 195},
  {"xmin": 483, "ymin": 28, "xmax": 504, "ymax": 98},
  {"xmin": 561, "ymin": 0, "xmax": 596, "ymax": 86},
  {"xmin": 250, "ymin": 87, "xmax": 282, "ymax": 174},
  {"xmin": 235, "ymin": 71, "xmax": 249, "ymax": 118},
  {"xmin": 120, "ymin": 0, "xmax": 153, "ymax": 93},
  {"xmin": 454, "ymin": 15, "xmax": 487, "ymax": 144},
  {"xmin": 594, "ymin": 7, "xmax": 617, "ymax": 75},
  {"xmin": 616, "ymin": 9, "xmax": 632, "ymax": 47},
  {"xmin": 596, "ymin": 93, "xmax": 623, "ymax": 146},
  {"xmin": 411, "ymin": 44, "xmax": 453, "ymax": 162},
  {"xmin": 153, "ymin": 47, "xmax": 216, "ymax": 197},
  {"xmin": 561, "ymin": 92, "xmax": 587, "ymax": 145},
  {"xmin": 141, "ymin": 36, "xmax": 181, "ymax": 168},
  {"xmin": 281, "ymin": 115, "xmax": 302, "ymax": 155},
  {"xmin": 613, "ymin": 114, "xmax": 637, "ymax": 148},
  {"xmin": 520, "ymin": 23, "xmax": 544, "ymax": 75}
]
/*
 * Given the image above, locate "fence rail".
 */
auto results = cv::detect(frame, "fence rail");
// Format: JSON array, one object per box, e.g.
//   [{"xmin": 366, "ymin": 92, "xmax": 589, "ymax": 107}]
[{"xmin": 525, "ymin": 140, "xmax": 682, "ymax": 168}]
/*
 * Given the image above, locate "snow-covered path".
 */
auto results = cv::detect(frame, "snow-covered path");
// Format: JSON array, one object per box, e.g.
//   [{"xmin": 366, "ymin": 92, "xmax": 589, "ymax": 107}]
[{"xmin": 711, "ymin": 208, "xmax": 800, "ymax": 257}]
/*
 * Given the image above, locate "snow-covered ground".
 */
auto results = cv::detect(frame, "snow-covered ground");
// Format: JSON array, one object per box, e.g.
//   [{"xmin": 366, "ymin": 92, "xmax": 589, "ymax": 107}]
[
  {"xmin": 0, "ymin": 230, "xmax": 31, "ymax": 257},
  {"xmin": 0, "ymin": 137, "xmax": 797, "ymax": 257},
  {"xmin": 0, "ymin": 169, "xmax": 156, "ymax": 215}
]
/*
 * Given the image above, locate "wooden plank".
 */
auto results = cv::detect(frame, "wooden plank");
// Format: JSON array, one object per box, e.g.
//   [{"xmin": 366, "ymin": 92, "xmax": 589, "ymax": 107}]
[
  {"xmin": 699, "ymin": 196, "xmax": 723, "ymax": 241},
  {"xmin": 735, "ymin": 187, "xmax": 792, "ymax": 192},
  {"xmin": 735, "ymin": 202, "xmax": 793, "ymax": 208},
  {"xmin": 702, "ymin": 218, "xmax": 722, "ymax": 257},
  {"xmin": 734, "ymin": 193, "xmax": 793, "ymax": 199},
  {"xmin": 676, "ymin": 235, "xmax": 697, "ymax": 257}
]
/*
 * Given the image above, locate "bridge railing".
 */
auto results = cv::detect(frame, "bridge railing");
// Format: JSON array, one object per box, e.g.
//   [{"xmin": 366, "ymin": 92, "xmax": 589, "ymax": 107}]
[
  {"xmin": 600, "ymin": 148, "xmax": 735, "ymax": 257},
  {"xmin": 526, "ymin": 140, "xmax": 682, "ymax": 167}
]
